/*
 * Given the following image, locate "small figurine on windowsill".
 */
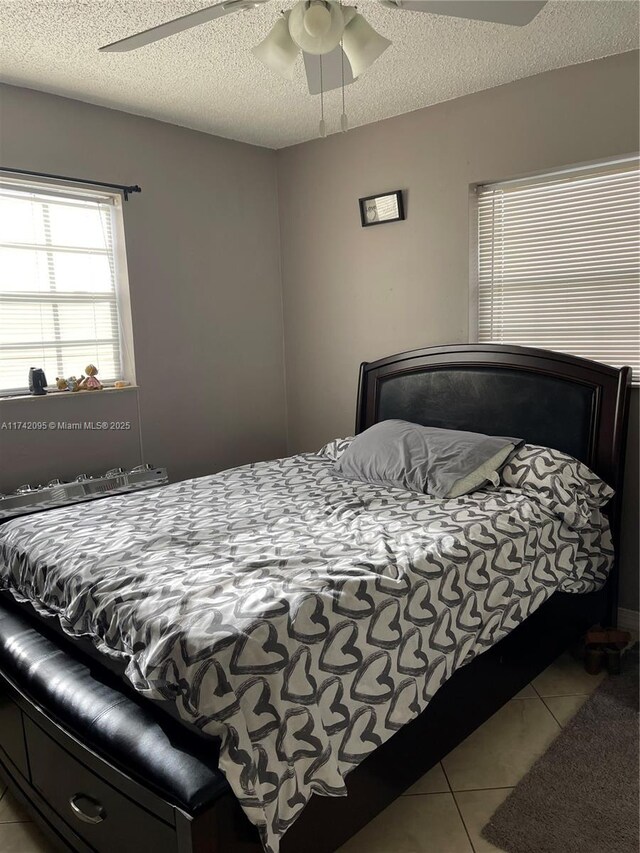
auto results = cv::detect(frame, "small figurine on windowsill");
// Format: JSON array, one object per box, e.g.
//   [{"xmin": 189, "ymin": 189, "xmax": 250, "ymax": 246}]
[{"xmin": 79, "ymin": 364, "xmax": 103, "ymax": 391}]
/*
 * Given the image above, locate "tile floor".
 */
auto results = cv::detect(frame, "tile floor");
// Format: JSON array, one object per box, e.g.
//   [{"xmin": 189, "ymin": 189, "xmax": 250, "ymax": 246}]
[
  {"xmin": 0, "ymin": 651, "xmax": 614, "ymax": 853},
  {"xmin": 337, "ymin": 650, "xmax": 612, "ymax": 853}
]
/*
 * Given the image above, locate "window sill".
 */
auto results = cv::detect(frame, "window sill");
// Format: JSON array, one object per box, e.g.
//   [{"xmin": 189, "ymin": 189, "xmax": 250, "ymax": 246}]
[{"xmin": 0, "ymin": 385, "xmax": 139, "ymax": 403}]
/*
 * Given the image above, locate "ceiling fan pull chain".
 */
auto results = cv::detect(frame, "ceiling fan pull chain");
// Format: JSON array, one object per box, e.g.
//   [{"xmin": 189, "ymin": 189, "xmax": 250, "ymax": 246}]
[
  {"xmin": 319, "ymin": 55, "xmax": 327, "ymax": 137},
  {"xmin": 340, "ymin": 37, "xmax": 348, "ymax": 133}
]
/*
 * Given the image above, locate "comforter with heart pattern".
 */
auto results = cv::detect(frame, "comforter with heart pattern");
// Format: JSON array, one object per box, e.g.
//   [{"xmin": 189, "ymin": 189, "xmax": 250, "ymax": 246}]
[{"xmin": 0, "ymin": 451, "xmax": 612, "ymax": 852}]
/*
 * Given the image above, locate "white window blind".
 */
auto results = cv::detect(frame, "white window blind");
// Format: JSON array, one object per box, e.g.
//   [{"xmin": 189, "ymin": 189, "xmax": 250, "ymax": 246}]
[
  {"xmin": 476, "ymin": 159, "xmax": 640, "ymax": 383},
  {"xmin": 0, "ymin": 179, "xmax": 129, "ymax": 396}
]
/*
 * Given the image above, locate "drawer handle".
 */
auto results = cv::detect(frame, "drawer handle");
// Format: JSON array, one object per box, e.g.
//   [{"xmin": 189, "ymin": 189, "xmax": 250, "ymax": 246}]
[{"xmin": 69, "ymin": 794, "xmax": 106, "ymax": 825}]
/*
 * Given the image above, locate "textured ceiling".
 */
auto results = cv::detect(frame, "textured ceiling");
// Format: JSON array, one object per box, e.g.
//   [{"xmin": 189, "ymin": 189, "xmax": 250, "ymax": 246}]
[{"xmin": 0, "ymin": 1, "xmax": 638, "ymax": 148}]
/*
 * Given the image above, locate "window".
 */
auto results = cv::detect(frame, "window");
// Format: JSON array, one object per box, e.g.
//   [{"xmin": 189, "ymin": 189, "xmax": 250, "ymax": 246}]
[
  {"xmin": 0, "ymin": 178, "xmax": 134, "ymax": 396},
  {"xmin": 474, "ymin": 158, "xmax": 640, "ymax": 383}
]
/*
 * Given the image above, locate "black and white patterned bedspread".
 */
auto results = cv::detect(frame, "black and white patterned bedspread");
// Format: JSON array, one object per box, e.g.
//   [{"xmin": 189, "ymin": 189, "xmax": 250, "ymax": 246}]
[{"xmin": 0, "ymin": 452, "xmax": 612, "ymax": 853}]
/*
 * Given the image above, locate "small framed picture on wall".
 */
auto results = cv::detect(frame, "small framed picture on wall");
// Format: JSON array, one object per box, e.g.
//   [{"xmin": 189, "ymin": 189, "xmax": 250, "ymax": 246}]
[{"xmin": 359, "ymin": 190, "xmax": 405, "ymax": 227}]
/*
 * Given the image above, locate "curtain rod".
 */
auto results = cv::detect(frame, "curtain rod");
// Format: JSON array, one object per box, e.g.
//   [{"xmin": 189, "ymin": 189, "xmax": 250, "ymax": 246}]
[{"xmin": 0, "ymin": 167, "xmax": 142, "ymax": 200}]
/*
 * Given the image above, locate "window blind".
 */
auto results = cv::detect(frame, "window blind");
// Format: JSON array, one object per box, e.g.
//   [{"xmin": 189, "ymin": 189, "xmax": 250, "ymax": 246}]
[
  {"xmin": 0, "ymin": 180, "xmax": 126, "ymax": 396},
  {"xmin": 476, "ymin": 159, "xmax": 640, "ymax": 383}
]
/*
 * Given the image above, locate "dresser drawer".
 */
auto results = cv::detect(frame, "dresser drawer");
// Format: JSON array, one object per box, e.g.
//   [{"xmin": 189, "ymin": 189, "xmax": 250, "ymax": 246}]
[
  {"xmin": 0, "ymin": 691, "xmax": 28, "ymax": 777},
  {"xmin": 25, "ymin": 717, "xmax": 177, "ymax": 853}
]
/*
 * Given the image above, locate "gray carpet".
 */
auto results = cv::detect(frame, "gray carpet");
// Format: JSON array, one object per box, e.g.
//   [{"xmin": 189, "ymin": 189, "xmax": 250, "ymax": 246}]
[{"xmin": 482, "ymin": 647, "xmax": 639, "ymax": 853}]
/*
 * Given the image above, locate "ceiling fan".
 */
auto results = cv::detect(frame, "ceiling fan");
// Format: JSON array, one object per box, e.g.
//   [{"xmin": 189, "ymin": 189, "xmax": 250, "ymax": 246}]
[
  {"xmin": 99, "ymin": 0, "xmax": 547, "ymax": 133},
  {"xmin": 100, "ymin": 0, "xmax": 546, "ymax": 88}
]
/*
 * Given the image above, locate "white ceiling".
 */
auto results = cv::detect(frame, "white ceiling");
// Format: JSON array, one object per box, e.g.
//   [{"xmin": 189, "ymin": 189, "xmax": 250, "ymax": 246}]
[{"xmin": 0, "ymin": 1, "xmax": 637, "ymax": 149}]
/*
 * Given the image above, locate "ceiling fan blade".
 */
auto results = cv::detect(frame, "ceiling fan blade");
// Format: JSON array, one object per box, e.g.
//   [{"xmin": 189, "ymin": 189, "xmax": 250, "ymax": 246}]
[
  {"xmin": 381, "ymin": 1, "xmax": 547, "ymax": 26},
  {"xmin": 99, "ymin": 0, "xmax": 270, "ymax": 53},
  {"xmin": 304, "ymin": 48, "xmax": 355, "ymax": 96}
]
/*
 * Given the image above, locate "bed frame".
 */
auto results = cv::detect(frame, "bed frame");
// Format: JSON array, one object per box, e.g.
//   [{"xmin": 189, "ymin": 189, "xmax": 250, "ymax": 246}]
[{"xmin": 0, "ymin": 344, "xmax": 631, "ymax": 853}]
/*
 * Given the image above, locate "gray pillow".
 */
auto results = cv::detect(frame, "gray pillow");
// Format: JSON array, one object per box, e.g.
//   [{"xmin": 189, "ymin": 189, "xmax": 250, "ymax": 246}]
[{"xmin": 335, "ymin": 419, "xmax": 522, "ymax": 499}]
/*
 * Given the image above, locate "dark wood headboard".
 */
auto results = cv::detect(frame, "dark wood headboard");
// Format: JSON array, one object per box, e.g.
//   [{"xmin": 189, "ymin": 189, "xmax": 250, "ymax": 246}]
[{"xmin": 356, "ymin": 343, "xmax": 631, "ymax": 620}]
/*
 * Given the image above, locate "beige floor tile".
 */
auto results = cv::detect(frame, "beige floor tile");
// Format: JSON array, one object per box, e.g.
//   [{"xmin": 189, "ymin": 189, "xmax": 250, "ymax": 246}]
[
  {"xmin": 441, "ymin": 698, "xmax": 559, "ymax": 791},
  {"xmin": 337, "ymin": 792, "xmax": 473, "ymax": 853},
  {"xmin": 532, "ymin": 652, "xmax": 606, "ymax": 697},
  {"xmin": 454, "ymin": 788, "xmax": 512, "ymax": 853},
  {"xmin": 404, "ymin": 762, "xmax": 450, "ymax": 795},
  {"xmin": 0, "ymin": 788, "xmax": 32, "ymax": 823},
  {"xmin": 0, "ymin": 821, "xmax": 58, "ymax": 853},
  {"xmin": 543, "ymin": 694, "xmax": 589, "ymax": 727},
  {"xmin": 513, "ymin": 684, "xmax": 537, "ymax": 699}
]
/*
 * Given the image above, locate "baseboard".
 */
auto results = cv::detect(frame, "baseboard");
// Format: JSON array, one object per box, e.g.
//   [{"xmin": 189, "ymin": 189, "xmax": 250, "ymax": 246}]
[{"xmin": 617, "ymin": 607, "xmax": 639, "ymax": 634}]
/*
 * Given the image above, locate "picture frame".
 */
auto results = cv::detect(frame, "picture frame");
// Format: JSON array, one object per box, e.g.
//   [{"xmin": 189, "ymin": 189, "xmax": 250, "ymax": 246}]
[{"xmin": 359, "ymin": 190, "xmax": 405, "ymax": 227}]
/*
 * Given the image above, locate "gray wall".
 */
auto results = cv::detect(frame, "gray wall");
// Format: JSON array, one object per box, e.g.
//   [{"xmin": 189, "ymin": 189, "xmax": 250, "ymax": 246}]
[
  {"xmin": 0, "ymin": 83, "xmax": 287, "ymax": 490},
  {"xmin": 276, "ymin": 51, "xmax": 639, "ymax": 610}
]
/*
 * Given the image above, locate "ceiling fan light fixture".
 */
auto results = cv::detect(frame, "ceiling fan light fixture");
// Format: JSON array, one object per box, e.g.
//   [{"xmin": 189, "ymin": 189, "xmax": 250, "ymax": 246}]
[
  {"xmin": 288, "ymin": 0, "xmax": 345, "ymax": 55},
  {"xmin": 303, "ymin": 3, "xmax": 332, "ymax": 37},
  {"xmin": 342, "ymin": 12, "xmax": 391, "ymax": 78},
  {"xmin": 252, "ymin": 13, "xmax": 299, "ymax": 80}
]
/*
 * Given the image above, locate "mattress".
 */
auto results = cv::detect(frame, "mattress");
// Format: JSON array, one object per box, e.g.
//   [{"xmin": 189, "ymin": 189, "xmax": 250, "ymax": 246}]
[{"xmin": 0, "ymin": 451, "xmax": 613, "ymax": 853}]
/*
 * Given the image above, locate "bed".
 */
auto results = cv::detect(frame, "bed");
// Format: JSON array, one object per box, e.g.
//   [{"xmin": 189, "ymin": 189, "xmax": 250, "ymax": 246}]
[{"xmin": 0, "ymin": 343, "xmax": 631, "ymax": 853}]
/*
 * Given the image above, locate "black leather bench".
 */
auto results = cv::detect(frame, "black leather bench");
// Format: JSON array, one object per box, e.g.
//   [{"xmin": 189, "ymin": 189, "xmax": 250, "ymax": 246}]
[{"xmin": 0, "ymin": 604, "xmax": 245, "ymax": 853}]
